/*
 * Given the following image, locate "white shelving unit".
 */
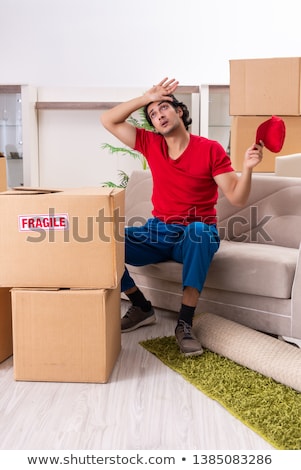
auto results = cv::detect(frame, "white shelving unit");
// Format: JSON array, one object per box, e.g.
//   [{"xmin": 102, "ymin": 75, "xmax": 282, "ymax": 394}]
[
  {"xmin": 0, "ymin": 87, "xmax": 23, "ymax": 187},
  {"xmin": 0, "ymin": 85, "xmax": 39, "ymax": 188},
  {"xmin": 200, "ymin": 85, "xmax": 231, "ymax": 153}
]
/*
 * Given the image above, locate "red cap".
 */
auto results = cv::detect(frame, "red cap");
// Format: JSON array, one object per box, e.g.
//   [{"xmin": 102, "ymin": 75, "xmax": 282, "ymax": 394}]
[{"xmin": 255, "ymin": 116, "xmax": 286, "ymax": 153}]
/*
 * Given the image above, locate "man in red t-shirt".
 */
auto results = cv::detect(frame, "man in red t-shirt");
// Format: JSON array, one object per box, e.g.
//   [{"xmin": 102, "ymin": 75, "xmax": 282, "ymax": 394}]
[{"xmin": 101, "ymin": 77, "xmax": 263, "ymax": 356}]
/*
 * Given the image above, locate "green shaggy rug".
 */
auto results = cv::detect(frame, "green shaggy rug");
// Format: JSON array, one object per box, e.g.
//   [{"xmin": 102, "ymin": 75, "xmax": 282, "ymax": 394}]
[{"xmin": 140, "ymin": 335, "xmax": 301, "ymax": 450}]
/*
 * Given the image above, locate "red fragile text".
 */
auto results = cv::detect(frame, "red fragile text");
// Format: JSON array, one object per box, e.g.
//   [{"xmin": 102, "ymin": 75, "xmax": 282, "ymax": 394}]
[{"xmin": 18, "ymin": 214, "xmax": 69, "ymax": 231}]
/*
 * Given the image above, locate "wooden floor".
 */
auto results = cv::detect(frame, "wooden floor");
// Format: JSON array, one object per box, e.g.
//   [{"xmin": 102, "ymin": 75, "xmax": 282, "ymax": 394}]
[{"xmin": 0, "ymin": 300, "xmax": 274, "ymax": 450}]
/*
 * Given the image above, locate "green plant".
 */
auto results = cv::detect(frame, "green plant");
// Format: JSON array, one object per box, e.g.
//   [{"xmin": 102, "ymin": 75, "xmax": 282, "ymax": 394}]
[
  {"xmin": 101, "ymin": 108, "xmax": 152, "ymax": 187},
  {"xmin": 101, "ymin": 170, "xmax": 129, "ymax": 188}
]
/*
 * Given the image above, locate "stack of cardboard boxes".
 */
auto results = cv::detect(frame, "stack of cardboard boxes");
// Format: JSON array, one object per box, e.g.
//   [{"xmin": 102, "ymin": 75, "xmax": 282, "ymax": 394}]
[
  {"xmin": 0, "ymin": 287, "xmax": 12, "ymax": 364},
  {"xmin": 229, "ymin": 57, "xmax": 301, "ymax": 172},
  {"xmin": 0, "ymin": 186, "xmax": 125, "ymax": 383},
  {"xmin": 0, "ymin": 156, "xmax": 11, "ymax": 365},
  {"xmin": 0, "ymin": 156, "xmax": 7, "ymax": 192}
]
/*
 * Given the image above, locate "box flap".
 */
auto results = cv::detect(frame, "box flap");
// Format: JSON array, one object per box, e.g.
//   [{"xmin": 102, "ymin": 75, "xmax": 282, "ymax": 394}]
[
  {"xmin": 11, "ymin": 287, "xmax": 60, "ymax": 293},
  {"xmin": 0, "ymin": 187, "xmax": 63, "ymax": 196},
  {"xmin": 13, "ymin": 187, "xmax": 62, "ymax": 193}
]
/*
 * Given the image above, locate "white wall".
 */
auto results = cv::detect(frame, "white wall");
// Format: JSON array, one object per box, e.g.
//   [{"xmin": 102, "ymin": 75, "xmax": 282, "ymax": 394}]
[
  {"xmin": 1, "ymin": 0, "xmax": 301, "ymax": 87},
  {"xmin": 1, "ymin": 0, "xmax": 301, "ymax": 187},
  {"xmin": 36, "ymin": 87, "xmax": 149, "ymax": 188},
  {"xmin": 35, "ymin": 87, "xmax": 199, "ymax": 188}
]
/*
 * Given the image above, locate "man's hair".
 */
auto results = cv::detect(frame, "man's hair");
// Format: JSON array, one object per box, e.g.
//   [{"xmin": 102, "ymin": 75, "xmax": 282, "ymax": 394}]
[{"xmin": 143, "ymin": 94, "xmax": 192, "ymax": 131}]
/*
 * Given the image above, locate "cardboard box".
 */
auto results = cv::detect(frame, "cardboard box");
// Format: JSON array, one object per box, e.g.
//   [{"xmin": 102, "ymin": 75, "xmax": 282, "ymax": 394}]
[
  {"xmin": 0, "ymin": 288, "xmax": 12, "ymax": 363},
  {"xmin": 230, "ymin": 58, "xmax": 301, "ymax": 115},
  {"xmin": 0, "ymin": 158, "xmax": 7, "ymax": 192},
  {"xmin": 12, "ymin": 287, "xmax": 121, "ymax": 383},
  {"xmin": 230, "ymin": 116, "xmax": 301, "ymax": 172},
  {"xmin": 0, "ymin": 187, "xmax": 125, "ymax": 288}
]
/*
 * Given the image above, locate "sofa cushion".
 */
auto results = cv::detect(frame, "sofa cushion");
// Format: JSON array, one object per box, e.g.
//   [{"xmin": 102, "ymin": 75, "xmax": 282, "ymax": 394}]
[
  {"xmin": 127, "ymin": 240, "xmax": 298, "ymax": 299},
  {"xmin": 205, "ymin": 241, "xmax": 298, "ymax": 298}
]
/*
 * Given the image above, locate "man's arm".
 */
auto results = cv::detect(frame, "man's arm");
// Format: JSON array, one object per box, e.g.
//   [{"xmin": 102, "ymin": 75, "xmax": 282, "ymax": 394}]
[
  {"xmin": 215, "ymin": 143, "xmax": 263, "ymax": 207},
  {"xmin": 100, "ymin": 77, "xmax": 179, "ymax": 148}
]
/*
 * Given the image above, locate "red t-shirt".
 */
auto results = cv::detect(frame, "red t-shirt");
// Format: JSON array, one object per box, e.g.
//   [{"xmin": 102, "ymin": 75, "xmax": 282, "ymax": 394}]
[{"xmin": 134, "ymin": 128, "xmax": 234, "ymax": 225}]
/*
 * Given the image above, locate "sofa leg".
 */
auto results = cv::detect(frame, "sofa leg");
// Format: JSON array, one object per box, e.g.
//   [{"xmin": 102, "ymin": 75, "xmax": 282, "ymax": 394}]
[{"xmin": 278, "ymin": 336, "xmax": 301, "ymax": 348}]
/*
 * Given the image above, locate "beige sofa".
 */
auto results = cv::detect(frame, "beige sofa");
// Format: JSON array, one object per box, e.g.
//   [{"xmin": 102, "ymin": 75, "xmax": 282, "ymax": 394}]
[{"xmin": 124, "ymin": 170, "xmax": 301, "ymax": 341}]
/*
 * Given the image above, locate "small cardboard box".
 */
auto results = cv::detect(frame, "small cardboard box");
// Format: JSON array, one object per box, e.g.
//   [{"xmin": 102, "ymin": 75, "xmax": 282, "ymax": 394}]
[
  {"xmin": 0, "ymin": 157, "xmax": 7, "ymax": 192},
  {"xmin": 0, "ymin": 187, "xmax": 125, "ymax": 288},
  {"xmin": 230, "ymin": 57, "xmax": 301, "ymax": 115},
  {"xmin": 230, "ymin": 115, "xmax": 301, "ymax": 172},
  {"xmin": 12, "ymin": 287, "xmax": 121, "ymax": 383},
  {"xmin": 0, "ymin": 287, "xmax": 12, "ymax": 363}
]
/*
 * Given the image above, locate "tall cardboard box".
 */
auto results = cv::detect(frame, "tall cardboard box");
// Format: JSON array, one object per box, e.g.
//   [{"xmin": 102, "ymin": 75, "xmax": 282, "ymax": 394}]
[
  {"xmin": 0, "ymin": 157, "xmax": 7, "ymax": 192},
  {"xmin": 230, "ymin": 116, "xmax": 301, "ymax": 172},
  {"xmin": 12, "ymin": 287, "xmax": 121, "ymax": 383},
  {"xmin": 230, "ymin": 57, "xmax": 301, "ymax": 115},
  {"xmin": 0, "ymin": 288, "xmax": 12, "ymax": 363},
  {"xmin": 0, "ymin": 187, "xmax": 125, "ymax": 288}
]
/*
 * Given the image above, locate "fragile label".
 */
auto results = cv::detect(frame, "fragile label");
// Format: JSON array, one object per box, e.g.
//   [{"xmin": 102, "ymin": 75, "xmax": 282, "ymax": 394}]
[{"xmin": 18, "ymin": 213, "xmax": 69, "ymax": 232}]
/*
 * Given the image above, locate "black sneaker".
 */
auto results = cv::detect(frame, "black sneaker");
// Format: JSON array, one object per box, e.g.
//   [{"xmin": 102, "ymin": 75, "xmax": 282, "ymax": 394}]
[
  {"xmin": 175, "ymin": 320, "xmax": 204, "ymax": 356},
  {"xmin": 121, "ymin": 305, "xmax": 156, "ymax": 332}
]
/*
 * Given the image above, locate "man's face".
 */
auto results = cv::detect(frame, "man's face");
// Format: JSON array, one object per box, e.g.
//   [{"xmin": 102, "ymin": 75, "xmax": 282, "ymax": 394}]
[{"xmin": 147, "ymin": 101, "xmax": 183, "ymax": 136}]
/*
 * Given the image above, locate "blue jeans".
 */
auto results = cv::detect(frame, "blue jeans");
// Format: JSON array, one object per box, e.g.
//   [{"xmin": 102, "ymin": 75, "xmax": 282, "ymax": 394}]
[{"xmin": 121, "ymin": 217, "xmax": 220, "ymax": 293}]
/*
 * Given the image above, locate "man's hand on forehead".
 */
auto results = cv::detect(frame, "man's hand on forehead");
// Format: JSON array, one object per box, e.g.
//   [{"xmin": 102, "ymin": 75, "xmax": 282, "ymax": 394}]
[
  {"xmin": 158, "ymin": 77, "xmax": 179, "ymax": 94},
  {"xmin": 144, "ymin": 77, "xmax": 179, "ymax": 105}
]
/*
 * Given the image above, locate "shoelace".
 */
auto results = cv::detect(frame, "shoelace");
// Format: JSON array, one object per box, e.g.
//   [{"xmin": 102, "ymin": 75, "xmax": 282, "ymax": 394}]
[
  {"xmin": 178, "ymin": 320, "xmax": 193, "ymax": 338},
  {"xmin": 124, "ymin": 305, "xmax": 138, "ymax": 318}
]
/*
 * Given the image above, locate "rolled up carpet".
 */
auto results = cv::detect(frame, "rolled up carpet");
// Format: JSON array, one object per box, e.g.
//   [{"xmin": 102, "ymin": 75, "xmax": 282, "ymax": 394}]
[{"xmin": 193, "ymin": 312, "xmax": 301, "ymax": 393}]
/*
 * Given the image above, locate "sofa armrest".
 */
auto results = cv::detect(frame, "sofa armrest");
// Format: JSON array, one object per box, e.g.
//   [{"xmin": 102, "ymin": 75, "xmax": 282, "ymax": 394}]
[
  {"xmin": 275, "ymin": 153, "xmax": 301, "ymax": 177},
  {"xmin": 125, "ymin": 170, "xmax": 153, "ymax": 225},
  {"xmin": 292, "ymin": 242, "xmax": 301, "ymax": 335}
]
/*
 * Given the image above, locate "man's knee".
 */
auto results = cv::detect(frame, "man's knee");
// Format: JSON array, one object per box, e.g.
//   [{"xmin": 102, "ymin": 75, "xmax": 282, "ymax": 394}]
[{"xmin": 184, "ymin": 223, "xmax": 220, "ymax": 251}]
